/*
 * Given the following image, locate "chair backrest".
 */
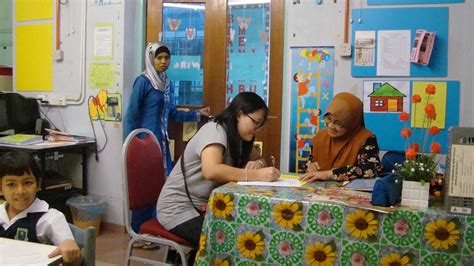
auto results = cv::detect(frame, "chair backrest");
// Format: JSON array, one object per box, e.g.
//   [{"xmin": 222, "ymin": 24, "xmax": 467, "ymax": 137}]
[
  {"xmin": 122, "ymin": 128, "xmax": 166, "ymax": 211},
  {"xmin": 381, "ymin": 150, "xmax": 406, "ymax": 174},
  {"xmin": 69, "ymin": 223, "xmax": 96, "ymax": 266}
]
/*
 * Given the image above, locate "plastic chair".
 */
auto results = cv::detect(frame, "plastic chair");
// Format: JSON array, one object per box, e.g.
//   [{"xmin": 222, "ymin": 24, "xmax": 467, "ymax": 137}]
[
  {"xmin": 122, "ymin": 128, "xmax": 191, "ymax": 265},
  {"xmin": 68, "ymin": 223, "xmax": 96, "ymax": 266}
]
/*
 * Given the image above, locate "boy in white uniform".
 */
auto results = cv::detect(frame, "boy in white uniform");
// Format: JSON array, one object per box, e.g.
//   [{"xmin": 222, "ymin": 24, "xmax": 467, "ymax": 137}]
[{"xmin": 0, "ymin": 151, "xmax": 81, "ymax": 265}]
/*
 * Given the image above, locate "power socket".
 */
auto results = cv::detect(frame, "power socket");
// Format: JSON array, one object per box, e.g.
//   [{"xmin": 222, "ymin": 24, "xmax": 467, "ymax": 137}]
[
  {"xmin": 339, "ymin": 43, "xmax": 352, "ymax": 57},
  {"xmin": 48, "ymin": 96, "xmax": 67, "ymax": 106}
]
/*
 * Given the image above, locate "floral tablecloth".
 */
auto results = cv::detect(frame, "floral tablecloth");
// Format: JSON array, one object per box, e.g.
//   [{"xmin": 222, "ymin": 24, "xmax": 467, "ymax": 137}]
[{"xmin": 195, "ymin": 182, "xmax": 474, "ymax": 266}]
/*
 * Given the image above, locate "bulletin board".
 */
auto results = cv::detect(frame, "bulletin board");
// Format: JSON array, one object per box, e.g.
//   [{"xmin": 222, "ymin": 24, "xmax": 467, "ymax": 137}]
[
  {"xmin": 368, "ymin": 0, "xmax": 463, "ymax": 5},
  {"xmin": 365, "ymin": 80, "xmax": 459, "ymax": 154},
  {"xmin": 351, "ymin": 7, "xmax": 448, "ymax": 77}
]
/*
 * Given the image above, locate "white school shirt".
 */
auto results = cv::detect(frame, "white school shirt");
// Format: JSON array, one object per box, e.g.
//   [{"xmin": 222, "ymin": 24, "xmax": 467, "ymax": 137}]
[{"xmin": 0, "ymin": 198, "xmax": 74, "ymax": 245}]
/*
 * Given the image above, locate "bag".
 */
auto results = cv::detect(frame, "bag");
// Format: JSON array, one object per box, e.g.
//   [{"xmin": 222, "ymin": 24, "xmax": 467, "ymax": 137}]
[{"xmin": 371, "ymin": 173, "xmax": 402, "ymax": 207}]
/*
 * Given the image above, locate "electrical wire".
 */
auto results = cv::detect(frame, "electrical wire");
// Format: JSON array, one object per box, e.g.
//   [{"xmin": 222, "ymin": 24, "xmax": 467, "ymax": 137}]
[
  {"xmin": 38, "ymin": 104, "xmax": 61, "ymax": 131},
  {"xmin": 87, "ymin": 96, "xmax": 108, "ymax": 157}
]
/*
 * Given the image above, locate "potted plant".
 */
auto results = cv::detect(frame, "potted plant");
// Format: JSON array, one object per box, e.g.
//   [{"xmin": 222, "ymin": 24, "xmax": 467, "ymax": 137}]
[{"xmin": 395, "ymin": 83, "xmax": 441, "ymax": 208}]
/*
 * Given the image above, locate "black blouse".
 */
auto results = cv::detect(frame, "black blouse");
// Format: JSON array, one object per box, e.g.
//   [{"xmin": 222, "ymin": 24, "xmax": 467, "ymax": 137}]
[{"xmin": 332, "ymin": 135, "xmax": 383, "ymax": 181}]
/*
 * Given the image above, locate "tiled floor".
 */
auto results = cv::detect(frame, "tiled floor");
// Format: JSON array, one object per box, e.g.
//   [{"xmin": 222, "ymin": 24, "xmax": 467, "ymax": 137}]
[{"xmin": 95, "ymin": 226, "xmax": 169, "ymax": 265}]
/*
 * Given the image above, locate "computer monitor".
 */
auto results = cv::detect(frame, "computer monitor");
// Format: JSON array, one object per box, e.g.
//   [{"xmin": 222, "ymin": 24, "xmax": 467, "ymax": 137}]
[
  {"xmin": 0, "ymin": 94, "xmax": 12, "ymax": 134},
  {"xmin": 0, "ymin": 92, "xmax": 41, "ymax": 135}
]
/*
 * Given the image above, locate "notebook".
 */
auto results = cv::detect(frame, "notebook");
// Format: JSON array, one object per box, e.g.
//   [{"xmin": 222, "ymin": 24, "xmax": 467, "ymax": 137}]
[{"xmin": 0, "ymin": 134, "xmax": 43, "ymax": 145}]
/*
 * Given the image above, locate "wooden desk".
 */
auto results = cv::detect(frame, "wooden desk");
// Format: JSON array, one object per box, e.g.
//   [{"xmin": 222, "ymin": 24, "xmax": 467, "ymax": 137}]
[
  {"xmin": 196, "ymin": 182, "xmax": 474, "ymax": 265},
  {"xmin": 0, "ymin": 237, "xmax": 62, "ymax": 265}
]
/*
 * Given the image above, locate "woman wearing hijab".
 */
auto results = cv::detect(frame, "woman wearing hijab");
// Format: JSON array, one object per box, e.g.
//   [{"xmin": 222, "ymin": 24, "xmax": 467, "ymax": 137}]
[
  {"xmin": 300, "ymin": 92, "xmax": 383, "ymax": 182},
  {"xmin": 124, "ymin": 42, "xmax": 210, "ymax": 233}
]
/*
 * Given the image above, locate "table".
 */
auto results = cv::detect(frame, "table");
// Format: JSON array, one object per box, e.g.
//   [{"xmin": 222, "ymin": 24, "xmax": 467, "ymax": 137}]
[
  {"xmin": 195, "ymin": 182, "xmax": 474, "ymax": 265},
  {"xmin": 0, "ymin": 140, "xmax": 96, "ymax": 195},
  {"xmin": 0, "ymin": 237, "xmax": 62, "ymax": 265}
]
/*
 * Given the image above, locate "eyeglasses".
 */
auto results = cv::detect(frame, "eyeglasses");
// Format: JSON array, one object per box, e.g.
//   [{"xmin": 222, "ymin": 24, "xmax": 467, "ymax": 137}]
[
  {"xmin": 323, "ymin": 115, "xmax": 344, "ymax": 130},
  {"xmin": 246, "ymin": 114, "xmax": 265, "ymax": 129}
]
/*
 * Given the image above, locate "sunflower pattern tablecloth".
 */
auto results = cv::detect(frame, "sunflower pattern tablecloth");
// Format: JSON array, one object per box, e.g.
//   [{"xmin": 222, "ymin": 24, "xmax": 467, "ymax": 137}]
[{"xmin": 195, "ymin": 182, "xmax": 474, "ymax": 266}]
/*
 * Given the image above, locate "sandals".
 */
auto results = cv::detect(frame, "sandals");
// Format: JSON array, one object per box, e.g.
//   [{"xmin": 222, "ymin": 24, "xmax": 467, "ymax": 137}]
[{"xmin": 132, "ymin": 239, "xmax": 161, "ymax": 250}]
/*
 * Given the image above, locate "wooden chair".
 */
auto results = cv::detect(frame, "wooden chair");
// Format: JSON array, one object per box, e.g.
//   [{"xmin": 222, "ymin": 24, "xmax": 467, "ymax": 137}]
[
  {"xmin": 122, "ymin": 128, "xmax": 191, "ymax": 265},
  {"xmin": 68, "ymin": 223, "xmax": 96, "ymax": 266}
]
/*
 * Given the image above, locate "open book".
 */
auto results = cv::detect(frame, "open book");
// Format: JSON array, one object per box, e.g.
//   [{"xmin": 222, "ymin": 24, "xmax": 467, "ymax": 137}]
[{"xmin": 237, "ymin": 173, "xmax": 306, "ymax": 187}]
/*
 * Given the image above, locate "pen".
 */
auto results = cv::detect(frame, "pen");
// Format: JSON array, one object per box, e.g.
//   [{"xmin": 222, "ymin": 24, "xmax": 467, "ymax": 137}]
[{"xmin": 271, "ymin": 155, "xmax": 275, "ymax": 167}]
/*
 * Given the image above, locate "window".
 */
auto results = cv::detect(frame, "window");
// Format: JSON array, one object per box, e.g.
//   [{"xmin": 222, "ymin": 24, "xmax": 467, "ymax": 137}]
[{"xmin": 162, "ymin": 3, "xmax": 205, "ymax": 106}]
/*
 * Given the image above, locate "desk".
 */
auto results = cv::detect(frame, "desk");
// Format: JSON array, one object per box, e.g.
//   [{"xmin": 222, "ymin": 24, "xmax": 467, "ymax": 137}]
[
  {"xmin": 0, "ymin": 237, "xmax": 62, "ymax": 265},
  {"xmin": 0, "ymin": 140, "xmax": 96, "ymax": 195},
  {"xmin": 196, "ymin": 182, "xmax": 474, "ymax": 265}
]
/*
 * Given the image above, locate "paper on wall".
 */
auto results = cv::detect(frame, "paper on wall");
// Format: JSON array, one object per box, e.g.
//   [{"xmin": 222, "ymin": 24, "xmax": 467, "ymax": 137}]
[{"xmin": 376, "ymin": 30, "xmax": 410, "ymax": 76}]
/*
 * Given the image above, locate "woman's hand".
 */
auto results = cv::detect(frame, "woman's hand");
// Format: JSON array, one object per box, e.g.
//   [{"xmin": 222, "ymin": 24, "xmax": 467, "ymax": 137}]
[
  {"xmin": 306, "ymin": 161, "xmax": 321, "ymax": 172},
  {"xmin": 254, "ymin": 167, "xmax": 280, "ymax": 182},
  {"xmin": 245, "ymin": 159, "xmax": 265, "ymax": 169},
  {"xmin": 49, "ymin": 239, "xmax": 82, "ymax": 265},
  {"xmin": 300, "ymin": 170, "xmax": 334, "ymax": 183},
  {"xmin": 199, "ymin": 106, "xmax": 211, "ymax": 117}
]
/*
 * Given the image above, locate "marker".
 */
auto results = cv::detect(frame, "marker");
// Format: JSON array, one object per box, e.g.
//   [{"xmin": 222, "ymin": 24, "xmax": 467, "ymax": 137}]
[{"xmin": 271, "ymin": 156, "xmax": 276, "ymax": 167}]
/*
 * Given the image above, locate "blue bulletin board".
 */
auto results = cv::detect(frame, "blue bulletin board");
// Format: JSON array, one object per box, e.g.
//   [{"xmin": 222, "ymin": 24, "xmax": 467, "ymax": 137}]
[
  {"xmin": 365, "ymin": 81, "xmax": 459, "ymax": 154},
  {"xmin": 351, "ymin": 7, "xmax": 448, "ymax": 77},
  {"xmin": 368, "ymin": 0, "xmax": 463, "ymax": 5}
]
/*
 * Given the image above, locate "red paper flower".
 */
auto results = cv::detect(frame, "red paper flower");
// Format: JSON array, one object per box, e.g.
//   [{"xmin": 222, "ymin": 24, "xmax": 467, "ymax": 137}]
[
  {"xmin": 429, "ymin": 126, "xmax": 440, "ymax": 135},
  {"xmin": 424, "ymin": 103, "xmax": 436, "ymax": 114},
  {"xmin": 412, "ymin": 94, "xmax": 422, "ymax": 103},
  {"xmin": 425, "ymin": 84, "xmax": 436, "ymax": 95},
  {"xmin": 426, "ymin": 111, "xmax": 437, "ymax": 120},
  {"xmin": 405, "ymin": 148, "xmax": 417, "ymax": 160},
  {"xmin": 399, "ymin": 112, "xmax": 410, "ymax": 122},
  {"xmin": 400, "ymin": 128, "xmax": 412, "ymax": 138},
  {"xmin": 430, "ymin": 142, "xmax": 441, "ymax": 154},
  {"xmin": 410, "ymin": 143, "xmax": 420, "ymax": 153}
]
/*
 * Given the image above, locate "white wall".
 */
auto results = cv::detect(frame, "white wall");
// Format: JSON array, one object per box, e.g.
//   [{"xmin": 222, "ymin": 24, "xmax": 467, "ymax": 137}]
[
  {"xmin": 12, "ymin": 0, "xmax": 138, "ymax": 224},
  {"xmin": 280, "ymin": 0, "xmax": 474, "ymax": 171}
]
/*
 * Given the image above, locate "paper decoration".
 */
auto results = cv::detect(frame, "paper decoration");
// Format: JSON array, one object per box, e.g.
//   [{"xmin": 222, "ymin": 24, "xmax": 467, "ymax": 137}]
[
  {"xmin": 16, "ymin": 23, "xmax": 52, "ymax": 91},
  {"xmin": 167, "ymin": 18, "xmax": 181, "ymax": 31},
  {"xmin": 185, "ymin": 27, "xmax": 196, "ymax": 41}
]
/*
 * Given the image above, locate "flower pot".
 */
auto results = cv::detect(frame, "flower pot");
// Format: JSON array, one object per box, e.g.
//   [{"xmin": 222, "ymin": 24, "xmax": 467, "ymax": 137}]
[{"xmin": 401, "ymin": 180, "xmax": 429, "ymax": 208}]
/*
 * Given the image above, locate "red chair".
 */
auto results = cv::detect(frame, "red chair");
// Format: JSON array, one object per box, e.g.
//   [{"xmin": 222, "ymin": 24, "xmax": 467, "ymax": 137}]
[{"xmin": 122, "ymin": 128, "xmax": 191, "ymax": 265}]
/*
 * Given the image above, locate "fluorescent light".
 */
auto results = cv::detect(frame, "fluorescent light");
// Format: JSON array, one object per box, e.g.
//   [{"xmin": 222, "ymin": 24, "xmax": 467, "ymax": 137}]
[
  {"xmin": 163, "ymin": 3, "xmax": 205, "ymax": 10},
  {"xmin": 229, "ymin": 0, "xmax": 271, "ymax": 5}
]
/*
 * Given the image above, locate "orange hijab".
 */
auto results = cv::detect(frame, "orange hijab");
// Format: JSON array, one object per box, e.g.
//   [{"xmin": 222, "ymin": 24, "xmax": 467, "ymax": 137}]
[{"xmin": 312, "ymin": 92, "xmax": 374, "ymax": 170}]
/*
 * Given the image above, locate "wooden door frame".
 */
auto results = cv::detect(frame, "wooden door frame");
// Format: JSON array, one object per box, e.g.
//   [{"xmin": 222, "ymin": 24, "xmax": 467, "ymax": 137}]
[{"xmin": 146, "ymin": 0, "xmax": 284, "ymax": 168}]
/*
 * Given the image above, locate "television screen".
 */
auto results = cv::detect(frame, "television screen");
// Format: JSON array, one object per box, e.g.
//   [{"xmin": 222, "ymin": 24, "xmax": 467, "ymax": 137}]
[{"xmin": 0, "ymin": 95, "xmax": 10, "ymax": 133}]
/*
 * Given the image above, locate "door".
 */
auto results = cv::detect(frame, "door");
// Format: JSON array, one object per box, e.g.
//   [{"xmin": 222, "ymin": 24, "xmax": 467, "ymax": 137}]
[{"xmin": 147, "ymin": 0, "xmax": 284, "ymax": 168}]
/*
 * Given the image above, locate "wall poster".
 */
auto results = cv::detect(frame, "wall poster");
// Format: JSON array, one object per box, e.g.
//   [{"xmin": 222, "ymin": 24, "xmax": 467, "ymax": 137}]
[{"xmin": 289, "ymin": 46, "xmax": 335, "ymax": 173}]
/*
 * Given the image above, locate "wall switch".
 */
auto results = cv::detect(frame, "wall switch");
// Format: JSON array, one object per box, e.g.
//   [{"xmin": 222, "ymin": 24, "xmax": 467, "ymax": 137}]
[
  {"xmin": 339, "ymin": 43, "xmax": 352, "ymax": 57},
  {"xmin": 53, "ymin": 50, "xmax": 64, "ymax": 61}
]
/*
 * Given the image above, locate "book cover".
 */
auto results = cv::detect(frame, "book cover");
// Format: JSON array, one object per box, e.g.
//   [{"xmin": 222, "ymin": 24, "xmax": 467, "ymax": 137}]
[
  {"xmin": 304, "ymin": 187, "xmax": 396, "ymax": 213},
  {"xmin": 410, "ymin": 29, "xmax": 435, "ymax": 65},
  {"xmin": 0, "ymin": 134, "xmax": 43, "ymax": 145}
]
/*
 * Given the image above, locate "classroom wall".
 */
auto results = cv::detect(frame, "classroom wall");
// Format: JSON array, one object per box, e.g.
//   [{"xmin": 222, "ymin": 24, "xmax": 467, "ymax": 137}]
[
  {"xmin": 12, "ymin": 0, "xmax": 141, "ymax": 225},
  {"xmin": 280, "ymin": 0, "xmax": 474, "ymax": 171},
  {"xmin": 10, "ymin": 0, "xmax": 473, "ymax": 226}
]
